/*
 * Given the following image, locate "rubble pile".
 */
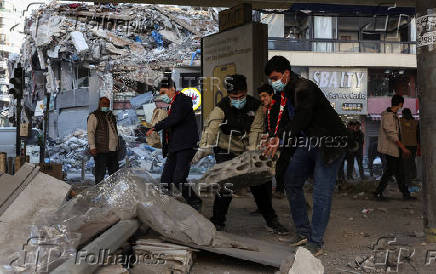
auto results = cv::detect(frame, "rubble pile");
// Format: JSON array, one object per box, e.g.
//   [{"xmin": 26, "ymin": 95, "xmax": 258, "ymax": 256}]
[
  {"xmin": 1, "ymin": 164, "xmax": 296, "ymax": 273},
  {"xmin": 19, "ymin": 2, "xmax": 218, "ymax": 95}
]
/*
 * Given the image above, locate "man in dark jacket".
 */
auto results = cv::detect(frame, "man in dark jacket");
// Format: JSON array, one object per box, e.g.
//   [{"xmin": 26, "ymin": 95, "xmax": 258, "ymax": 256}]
[
  {"xmin": 87, "ymin": 97, "xmax": 119, "ymax": 184},
  {"xmin": 146, "ymin": 78, "xmax": 202, "ymax": 210},
  {"xmin": 193, "ymin": 75, "xmax": 288, "ymax": 235},
  {"xmin": 264, "ymin": 56, "xmax": 348, "ymax": 256},
  {"xmin": 257, "ymin": 84, "xmax": 292, "ymax": 198}
]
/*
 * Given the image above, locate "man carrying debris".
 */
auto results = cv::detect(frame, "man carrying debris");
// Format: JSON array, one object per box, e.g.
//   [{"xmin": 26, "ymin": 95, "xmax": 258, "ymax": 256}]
[
  {"xmin": 264, "ymin": 56, "xmax": 348, "ymax": 256},
  {"xmin": 87, "ymin": 97, "xmax": 119, "ymax": 184},
  {"xmin": 146, "ymin": 78, "xmax": 202, "ymax": 211},
  {"xmin": 257, "ymin": 84, "xmax": 292, "ymax": 199},
  {"xmin": 192, "ymin": 74, "xmax": 288, "ymax": 234}
]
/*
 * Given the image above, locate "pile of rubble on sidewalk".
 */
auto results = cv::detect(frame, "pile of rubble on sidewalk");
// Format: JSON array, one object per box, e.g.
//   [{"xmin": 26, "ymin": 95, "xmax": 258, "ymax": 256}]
[
  {"xmin": 46, "ymin": 128, "xmax": 215, "ymax": 175},
  {"xmin": 0, "ymin": 151, "xmax": 324, "ymax": 273}
]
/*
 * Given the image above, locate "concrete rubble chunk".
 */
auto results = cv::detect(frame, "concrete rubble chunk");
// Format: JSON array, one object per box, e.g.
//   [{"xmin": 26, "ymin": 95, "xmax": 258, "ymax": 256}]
[
  {"xmin": 136, "ymin": 196, "xmax": 216, "ymax": 246},
  {"xmin": 200, "ymin": 151, "xmax": 277, "ymax": 190},
  {"xmin": 131, "ymin": 238, "xmax": 194, "ymax": 274},
  {"xmin": 288, "ymin": 247, "xmax": 324, "ymax": 274},
  {"xmin": 70, "ymin": 31, "xmax": 89, "ymax": 54},
  {"xmin": 0, "ymin": 170, "xmax": 71, "ymax": 269},
  {"xmin": 52, "ymin": 220, "xmax": 140, "ymax": 274},
  {"xmin": 95, "ymin": 265, "xmax": 129, "ymax": 274}
]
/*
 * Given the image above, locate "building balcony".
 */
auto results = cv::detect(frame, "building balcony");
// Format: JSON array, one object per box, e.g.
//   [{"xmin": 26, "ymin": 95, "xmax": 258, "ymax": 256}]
[{"xmin": 268, "ymin": 38, "xmax": 416, "ymax": 55}]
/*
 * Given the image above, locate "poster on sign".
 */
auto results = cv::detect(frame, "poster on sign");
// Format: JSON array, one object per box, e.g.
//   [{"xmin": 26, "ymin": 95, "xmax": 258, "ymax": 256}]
[
  {"xmin": 181, "ymin": 87, "xmax": 202, "ymax": 111},
  {"xmin": 35, "ymin": 100, "xmax": 44, "ymax": 117}
]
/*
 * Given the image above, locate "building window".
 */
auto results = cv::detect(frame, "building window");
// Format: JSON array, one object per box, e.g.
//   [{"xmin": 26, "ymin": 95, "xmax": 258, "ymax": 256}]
[
  {"xmin": 368, "ymin": 69, "xmax": 416, "ymax": 97},
  {"xmin": 73, "ymin": 64, "xmax": 89, "ymax": 88}
]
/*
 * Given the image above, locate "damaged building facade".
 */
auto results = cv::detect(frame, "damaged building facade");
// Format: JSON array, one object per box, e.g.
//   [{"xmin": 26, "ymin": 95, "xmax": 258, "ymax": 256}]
[{"xmin": 12, "ymin": 1, "xmax": 218, "ymax": 139}]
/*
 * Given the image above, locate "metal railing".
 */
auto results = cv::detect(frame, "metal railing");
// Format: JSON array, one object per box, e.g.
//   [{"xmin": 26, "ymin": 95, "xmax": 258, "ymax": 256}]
[{"xmin": 268, "ymin": 38, "xmax": 417, "ymax": 54}]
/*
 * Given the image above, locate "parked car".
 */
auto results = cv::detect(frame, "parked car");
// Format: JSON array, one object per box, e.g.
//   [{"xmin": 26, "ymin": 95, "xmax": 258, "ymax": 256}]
[{"xmin": 0, "ymin": 127, "xmax": 42, "ymax": 157}]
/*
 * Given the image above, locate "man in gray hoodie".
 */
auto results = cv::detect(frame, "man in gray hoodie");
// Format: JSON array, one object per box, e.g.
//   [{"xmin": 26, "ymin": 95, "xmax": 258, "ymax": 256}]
[{"xmin": 374, "ymin": 94, "xmax": 416, "ymax": 201}]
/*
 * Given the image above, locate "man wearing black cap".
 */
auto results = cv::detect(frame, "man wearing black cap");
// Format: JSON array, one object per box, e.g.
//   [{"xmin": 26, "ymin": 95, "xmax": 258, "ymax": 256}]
[
  {"xmin": 193, "ymin": 74, "xmax": 288, "ymax": 234},
  {"xmin": 146, "ymin": 78, "xmax": 202, "ymax": 210}
]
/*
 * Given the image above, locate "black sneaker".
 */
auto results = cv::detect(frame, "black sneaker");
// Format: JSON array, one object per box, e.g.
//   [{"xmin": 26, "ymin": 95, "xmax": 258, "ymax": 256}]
[
  {"xmin": 266, "ymin": 219, "xmax": 289, "ymax": 235},
  {"xmin": 289, "ymin": 233, "xmax": 308, "ymax": 247},
  {"xmin": 373, "ymin": 192, "xmax": 388, "ymax": 201},
  {"xmin": 304, "ymin": 241, "xmax": 324, "ymax": 257}
]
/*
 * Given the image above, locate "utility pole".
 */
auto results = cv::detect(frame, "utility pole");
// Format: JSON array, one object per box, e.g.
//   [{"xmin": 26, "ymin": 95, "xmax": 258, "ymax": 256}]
[
  {"xmin": 416, "ymin": 1, "xmax": 436, "ymax": 242},
  {"xmin": 40, "ymin": 92, "xmax": 50, "ymax": 164}
]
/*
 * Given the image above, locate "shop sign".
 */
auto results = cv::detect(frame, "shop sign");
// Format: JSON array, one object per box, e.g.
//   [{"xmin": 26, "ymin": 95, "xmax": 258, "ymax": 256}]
[{"xmin": 309, "ymin": 68, "xmax": 368, "ymax": 115}]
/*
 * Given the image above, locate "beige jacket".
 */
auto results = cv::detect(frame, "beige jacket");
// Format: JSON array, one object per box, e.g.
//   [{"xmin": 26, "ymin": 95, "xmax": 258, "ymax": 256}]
[
  {"xmin": 87, "ymin": 113, "xmax": 118, "ymax": 152},
  {"xmin": 146, "ymin": 108, "xmax": 168, "ymax": 148},
  {"xmin": 198, "ymin": 105, "xmax": 265, "ymax": 154},
  {"xmin": 377, "ymin": 109, "xmax": 400, "ymax": 157}
]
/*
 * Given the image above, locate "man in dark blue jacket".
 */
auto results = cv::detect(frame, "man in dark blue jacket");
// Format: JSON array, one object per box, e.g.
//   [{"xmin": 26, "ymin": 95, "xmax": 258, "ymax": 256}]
[{"xmin": 146, "ymin": 78, "xmax": 202, "ymax": 210}]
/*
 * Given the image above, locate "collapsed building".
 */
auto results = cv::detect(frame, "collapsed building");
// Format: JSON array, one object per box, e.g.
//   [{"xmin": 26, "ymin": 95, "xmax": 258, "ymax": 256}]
[{"xmin": 12, "ymin": 1, "xmax": 218, "ymax": 140}]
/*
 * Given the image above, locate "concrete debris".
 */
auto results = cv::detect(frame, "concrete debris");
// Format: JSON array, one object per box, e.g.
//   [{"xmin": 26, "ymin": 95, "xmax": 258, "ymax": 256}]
[
  {"xmin": 0, "ymin": 166, "xmax": 71, "ymax": 271},
  {"xmin": 288, "ymin": 247, "xmax": 324, "ymax": 274},
  {"xmin": 137, "ymin": 197, "xmax": 216, "ymax": 246},
  {"xmin": 95, "ymin": 265, "xmax": 129, "ymax": 274},
  {"xmin": 200, "ymin": 151, "xmax": 277, "ymax": 190},
  {"xmin": 70, "ymin": 31, "xmax": 89, "ymax": 54},
  {"xmin": 52, "ymin": 220, "xmax": 140, "ymax": 274},
  {"xmin": 132, "ymin": 238, "xmax": 194, "ymax": 273}
]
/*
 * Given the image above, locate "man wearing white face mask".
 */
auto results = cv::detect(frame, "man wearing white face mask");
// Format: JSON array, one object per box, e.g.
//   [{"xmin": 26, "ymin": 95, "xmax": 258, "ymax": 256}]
[
  {"xmin": 87, "ymin": 97, "xmax": 119, "ymax": 184},
  {"xmin": 192, "ymin": 74, "xmax": 288, "ymax": 234}
]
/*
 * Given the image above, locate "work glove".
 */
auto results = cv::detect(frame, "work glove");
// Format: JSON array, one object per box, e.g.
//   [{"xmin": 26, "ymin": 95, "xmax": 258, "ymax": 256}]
[{"xmin": 192, "ymin": 148, "xmax": 213, "ymax": 164}]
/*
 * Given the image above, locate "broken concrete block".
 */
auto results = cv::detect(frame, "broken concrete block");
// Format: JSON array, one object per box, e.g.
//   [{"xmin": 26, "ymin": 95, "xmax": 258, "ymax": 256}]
[
  {"xmin": 200, "ymin": 151, "xmax": 276, "ymax": 190},
  {"xmin": 133, "ymin": 238, "xmax": 194, "ymax": 273},
  {"xmin": 136, "ymin": 196, "xmax": 216, "ymax": 246},
  {"xmin": 95, "ymin": 265, "xmax": 129, "ymax": 274},
  {"xmin": 0, "ymin": 171, "xmax": 71, "ymax": 269},
  {"xmin": 71, "ymin": 31, "xmax": 89, "ymax": 54},
  {"xmin": 289, "ymin": 247, "xmax": 324, "ymax": 274},
  {"xmin": 106, "ymin": 43, "xmax": 129, "ymax": 55},
  {"xmin": 52, "ymin": 220, "xmax": 140, "ymax": 274}
]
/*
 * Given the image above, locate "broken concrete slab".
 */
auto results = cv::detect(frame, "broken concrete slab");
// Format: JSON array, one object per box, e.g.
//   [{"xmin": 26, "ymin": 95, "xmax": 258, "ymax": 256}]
[
  {"xmin": 0, "ymin": 171, "xmax": 71, "ymax": 268},
  {"xmin": 136, "ymin": 197, "xmax": 216, "ymax": 246},
  {"xmin": 71, "ymin": 31, "xmax": 89, "ymax": 54},
  {"xmin": 132, "ymin": 238, "xmax": 194, "ymax": 273},
  {"xmin": 52, "ymin": 220, "xmax": 140, "ymax": 274},
  {"xmin": 95, "ymin": 265, "xmax": 129, "ymax": 274},
  {"xmin": 288, "ymin": 247, "xmax": 324, "ymax": 274},
  {"xmin": 0, "ymin": 164, "xmax": 41, "ymax": 216},
  {"xmin": 200, "ymin": 151, "xmax": 277, "ymax": 190},
  {"xmin": 165, "ymin": 231, "xmax": 292, "ymax": 268}
]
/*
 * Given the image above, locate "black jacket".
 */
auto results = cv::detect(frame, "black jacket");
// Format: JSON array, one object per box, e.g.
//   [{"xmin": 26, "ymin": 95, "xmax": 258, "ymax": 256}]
[
  {"xmin": 154, "ymin": 93, "xmax": 199, "ymax": 156},
  {"xmin": 265, "ymin": 93, "xmax": 290, "ymax": 138},
  {"xmin": 281, "ymin": 72, "xmax": 349, "ymax": 164}
]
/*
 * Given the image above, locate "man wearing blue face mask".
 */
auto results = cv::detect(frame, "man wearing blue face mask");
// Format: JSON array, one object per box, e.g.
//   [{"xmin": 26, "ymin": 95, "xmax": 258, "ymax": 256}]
[
  {"xmin": 87, "ymin": 97, "xmax": 119, "ymax": 184},
  {"xmin": 146, "ymin": 78, "xmax": 202, "ymax": 211},
  {"xmin": 264, "ymin": 56, "xmax": 349, "ymax": 256},
  {"xmin": 192, "ymin": 74, "xmax": 288, "ymax": 235}
]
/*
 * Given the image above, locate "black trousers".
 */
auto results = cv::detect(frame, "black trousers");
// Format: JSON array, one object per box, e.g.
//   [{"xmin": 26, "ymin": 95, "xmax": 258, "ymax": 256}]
[
  {"xmin": 346, "ymin": 152, "xmax": 364, "ymax": 179},
  {"xmin": 161, "ymin": 149, "xmax": 201, "ymax": 206},
  {"xmin": 94, "ymin": 151, "xmax": 119, "ymax": 184},
  {"xmin": 275, "ymin": 148, "xmax": 293, "ymax": 193},
  {"xmin": 210, "ymin": 148, "xmax": 277, "ymax": 226},
  {"xmin": 402, "ymin": 146, "xmax": 417, "ymax": 184},
  {"xmin": 376, "ymin": 154, "xmax": 410, "ymax": 196}
]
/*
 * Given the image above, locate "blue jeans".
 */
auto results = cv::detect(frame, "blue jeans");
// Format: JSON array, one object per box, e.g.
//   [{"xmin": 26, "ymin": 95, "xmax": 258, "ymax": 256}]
[{"xmin": 285, "ymin": 146, "xmax": 344, "ymax": 247}]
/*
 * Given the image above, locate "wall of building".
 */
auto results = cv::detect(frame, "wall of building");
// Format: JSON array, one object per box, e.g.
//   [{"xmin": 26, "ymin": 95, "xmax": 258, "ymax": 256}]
[{"xmin": 268, "ymin": 51, "xmax": 417, "ymax": 68}]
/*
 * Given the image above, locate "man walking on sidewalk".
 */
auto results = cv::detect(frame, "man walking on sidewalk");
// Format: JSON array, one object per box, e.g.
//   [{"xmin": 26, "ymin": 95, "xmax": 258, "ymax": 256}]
[{"xmin": 374, "ymin": 94, "xmax": 416, "ymax": 201}]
